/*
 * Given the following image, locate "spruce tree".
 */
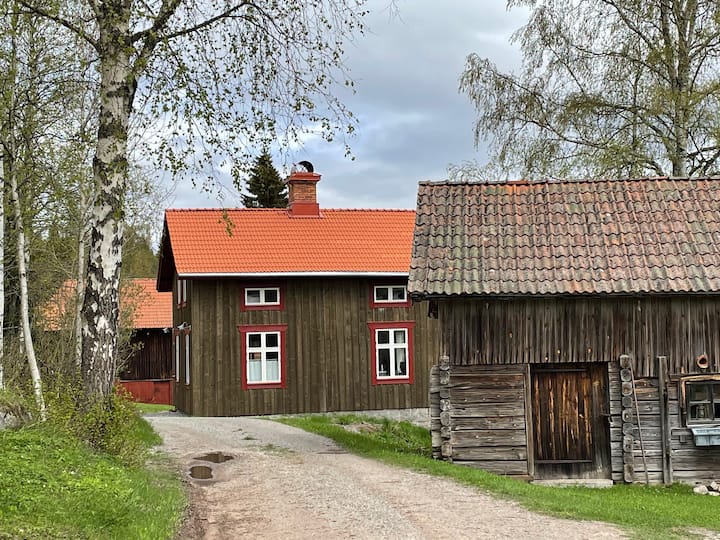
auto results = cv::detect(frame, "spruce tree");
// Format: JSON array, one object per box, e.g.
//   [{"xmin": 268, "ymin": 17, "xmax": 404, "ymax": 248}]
[{"xmin": 242, "ymin": 150, "xmax": 288, "ymax": 208}]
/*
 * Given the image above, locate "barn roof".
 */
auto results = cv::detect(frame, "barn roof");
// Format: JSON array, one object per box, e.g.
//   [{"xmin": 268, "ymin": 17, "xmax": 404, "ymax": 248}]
[
  {"xmin": 157, "ymin": 208, "xmax": 415, "ymax": 290},
  {"xmin": 43, "ymin": 278, "xmax": 172, "ymax": 330},
  {"xmin": 409, "ymin": 177, "xmax": 720, "ymax": 297}
]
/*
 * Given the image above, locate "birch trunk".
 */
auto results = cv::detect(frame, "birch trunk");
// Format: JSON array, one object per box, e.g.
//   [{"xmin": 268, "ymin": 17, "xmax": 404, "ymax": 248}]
[
  {"xmin": 81, "ymin": 8, "xmax": 134, "ymax": 399},
  {"xmin": 9, "ymin": 140, "xmax": 45, "ymax": 418}
]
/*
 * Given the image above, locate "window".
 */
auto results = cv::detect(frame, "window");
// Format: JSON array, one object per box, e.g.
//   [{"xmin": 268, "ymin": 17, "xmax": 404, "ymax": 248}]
[
  {"xmin": 368, "ymin": 321, "xmax": 414, "ymax": 385},
  {"xmin": 238, "ymin": 324, "xmax": 288, "ymax": 389},
  {"xmin": 176, "ymin": 277, "xmax": 187, "ymax": 307},
  {"xmin": 687, "ymin": 381, "xmax": 720, "ymax": 423},
  {"xmin": 174, "ymin": 332, "xmax": 180, "ymax": 382},
  {"xmin": 240, "ymin": 284, "xmax": 285, "ymax": 311},
  {"xmin": 184, "ymin": 331, "xmax": 191, "ymax": 385},
  {"xmin": 370, "ymin": 283, "xmax": 410, "ymax": 308}
]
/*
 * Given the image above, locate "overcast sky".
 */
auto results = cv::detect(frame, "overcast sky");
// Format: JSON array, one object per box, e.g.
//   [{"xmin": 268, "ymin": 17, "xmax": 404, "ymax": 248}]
[{"xmin": 164, "ymin": 1, "xmax": 527, "ymax": 212}]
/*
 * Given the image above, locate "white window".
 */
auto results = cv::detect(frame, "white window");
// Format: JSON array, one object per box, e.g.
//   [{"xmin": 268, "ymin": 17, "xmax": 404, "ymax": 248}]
[
  {"xmin": 375, "ymin": 328, "xmax": 408, "ymax": 379},
  {"xmin": 246, "ymin": 331, "xmax": 281, "ymax": 384},
  {"xmin": 373, "ymin": 285, "xmax": 407, "ymax": 304},
  {"xmin": 184, "ymin": 332, "xmax": 191, "ymax": 385},
  {"xmin": 174, "ymin": 334, "xmax": 180, "ymax": 382},
  {"xmin": 245, "ymin": 287, "xmax": 280, "ymax": 307},
  {"xmin": 177, "ymin": 277, "xmax": 187, "ymax": 306}
]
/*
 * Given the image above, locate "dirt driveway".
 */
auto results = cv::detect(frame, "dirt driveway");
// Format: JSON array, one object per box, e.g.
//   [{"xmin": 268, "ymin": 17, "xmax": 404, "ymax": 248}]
[{"xmin": 147, "ymin": 414, "xmax": 625, "ymax": 539}]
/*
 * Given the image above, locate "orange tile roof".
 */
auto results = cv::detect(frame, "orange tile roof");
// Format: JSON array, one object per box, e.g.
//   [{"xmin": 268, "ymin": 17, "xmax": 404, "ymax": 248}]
[
  {"xmin": 44, "ymin": 278, "xmax": 172, "ymax": 330},
  {"xmin": 164, "ymin": 208, "xmax": 416, "ymax": 275},
  {"xmin": 124, "ymin": 279, "xmax": 173, "ymax": 328}
]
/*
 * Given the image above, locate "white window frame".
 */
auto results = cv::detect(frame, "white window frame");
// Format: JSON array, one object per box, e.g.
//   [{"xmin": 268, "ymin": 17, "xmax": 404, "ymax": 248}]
[
  {"xmin": 246, "ymin": 331, "xmax": 282, "ymax": 384},
  {"xmin": 373, "ymin": 285, "xmax": 407, "ymax": 304},
  {"xmin": 177, "ymin": 277, "xmax": 187, "ymax": 306},
  {"xmin": 244, "ymin": 287, "xmax": 281, "ymax": 307},
  {"xmin": 174, "ymin": 334, "xmax": 180, "ymax": 382},
  {"xmin": 184, "ymin": 332, "xmax": 191, "ymax": 385},
  {"xmin": 374, "ymin": 327, "xmax": 409, "ymax": 380}
]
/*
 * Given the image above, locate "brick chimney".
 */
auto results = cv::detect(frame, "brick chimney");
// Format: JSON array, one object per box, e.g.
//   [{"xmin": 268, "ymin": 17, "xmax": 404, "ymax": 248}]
[{"xmin": 287, "ymin": 170, "xmax": 321, "ymax": 217}]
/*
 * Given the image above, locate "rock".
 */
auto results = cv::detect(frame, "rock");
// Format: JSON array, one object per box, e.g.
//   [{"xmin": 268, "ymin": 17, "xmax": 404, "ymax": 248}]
[
  {"xmin": 694, "ymin": 485, "xmax": 709, "ymax": 495},
  {"xmin": 709, "ymin": 492, "xmax": 720, "ymax": 497},
  {"xmin": 710, "ymin": 481, "xmax": 720, "ymax": 492}
]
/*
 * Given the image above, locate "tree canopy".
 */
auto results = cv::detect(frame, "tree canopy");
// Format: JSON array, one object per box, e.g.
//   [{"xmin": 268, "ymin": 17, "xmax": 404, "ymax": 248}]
[
  {"xmin": 460, "ymin": 0, "xmax": 720, "ymax": 179},
  {"xmin": 241, "ymin": 150, "xmax": 287, "ymax": 208}
]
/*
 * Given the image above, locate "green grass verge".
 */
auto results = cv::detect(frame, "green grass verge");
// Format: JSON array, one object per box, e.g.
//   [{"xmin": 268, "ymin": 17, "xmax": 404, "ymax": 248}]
[
  {"xmin": 135, "ymin": 403, "xmax": 174, "ymax": 414},
  {"xmin": 0, "ymin": 421, "xmax": 184, "ymax": 539},
  {"xmin": 279, "ymin": 414, "xmax": 720, "ymax": 539}
]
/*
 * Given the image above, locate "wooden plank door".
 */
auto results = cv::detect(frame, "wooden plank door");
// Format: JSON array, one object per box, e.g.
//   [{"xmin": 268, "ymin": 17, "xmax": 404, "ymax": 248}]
[{"xmin": 531, "ymin": 364, "xmax": 610, "ymax": 478}]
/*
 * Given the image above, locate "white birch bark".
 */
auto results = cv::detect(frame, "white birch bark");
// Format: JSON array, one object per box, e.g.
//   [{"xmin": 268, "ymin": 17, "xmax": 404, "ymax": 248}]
[
  {"xmin": 9, "ymin": 139, "xmax": 45, "ymax": 418},
  {"xmin": 81, "ymin": 7, "xmax": 133, "ymax": 399}
]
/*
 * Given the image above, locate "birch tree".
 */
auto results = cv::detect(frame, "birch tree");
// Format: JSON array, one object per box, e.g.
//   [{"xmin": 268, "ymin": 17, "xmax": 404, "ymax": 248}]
[
  {"xmin": 17, "ymin": 1, "xmax": 367, "ymax": 400},
  {"xmin": 460, "ymin": 0, "xmax": 720, "ymax": 179}
]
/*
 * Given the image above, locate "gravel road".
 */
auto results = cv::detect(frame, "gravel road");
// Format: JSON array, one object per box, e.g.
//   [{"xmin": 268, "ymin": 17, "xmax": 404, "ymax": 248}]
[{"xmin": 147, "ymin": 414, "xmax": 626, "ymax": 539}]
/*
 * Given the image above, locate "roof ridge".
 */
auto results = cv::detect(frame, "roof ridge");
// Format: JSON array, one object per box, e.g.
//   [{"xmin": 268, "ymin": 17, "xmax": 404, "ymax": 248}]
[
  {"xmin": 418, "ymin": 176, "xmax": 720, "ymax": 186},
  {"xmin": 165, "ymin": 207, "xmax": 415, "ymax": 213}
]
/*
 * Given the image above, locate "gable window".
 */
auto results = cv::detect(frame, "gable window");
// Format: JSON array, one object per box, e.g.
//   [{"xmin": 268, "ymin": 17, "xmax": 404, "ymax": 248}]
[
  {"xmin": 370, "ymin": 283, "xmax": 410, "ymax": 308},
  {"xmin": 174, "ymin": 331, "xmax": 180, "ymax": 383},
  {"xmin": 368, "ymin": 321, "xmax": 414, "ymax": 385},
  {"xmin": 238, "ymin": 324, "xmax": 287, "ymax": 389},
  {"xmin": 687, "ymin": 381, "xmax": 720, "ymax": 423},
  {"xmin": 176, "ymin": 277, "xmax": 187, "ymax": 307},
  {"xmin": 240, "ymin": 284, "xmax": 285, "ymax": 311}
]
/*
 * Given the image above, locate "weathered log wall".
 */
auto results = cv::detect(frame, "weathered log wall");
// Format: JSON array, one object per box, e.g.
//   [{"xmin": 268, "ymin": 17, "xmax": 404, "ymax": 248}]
[{"xmin": 430, "ymin": 362, "xmax": 530, "ymax": 476}]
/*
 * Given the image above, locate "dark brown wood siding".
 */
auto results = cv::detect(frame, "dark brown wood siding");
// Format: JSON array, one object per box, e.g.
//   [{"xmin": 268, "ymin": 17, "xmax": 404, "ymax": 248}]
[
  {"xmin": 172, "ymin": 277, "xmax": 193, "ymax": 414},
  {"xmin": 438, "ymin": 296, "xmax": 720, "ymax": 376},
  {"xmin": 183, "ymin": 277, "xmax": 439, "ymax": 416},
  {"xmin": 119, "ymin": 330, "xmax": 172, "ymax": 380}
]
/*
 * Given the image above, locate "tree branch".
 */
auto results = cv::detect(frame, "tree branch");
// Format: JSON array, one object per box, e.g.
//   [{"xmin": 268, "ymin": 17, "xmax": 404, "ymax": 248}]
[{"xmin": 15, "ymin": 0, "xmax": 98, "ymax": 51}]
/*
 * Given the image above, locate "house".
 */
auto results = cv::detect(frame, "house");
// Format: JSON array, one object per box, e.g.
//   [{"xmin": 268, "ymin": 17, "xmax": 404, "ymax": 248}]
[
  {"xmin": 156, "ymin": 169, "xmax": 440, "ymax": 416},
  {"xmin": 44, "ymin": 278, "xmax": 174, "ymax": 404},
  {"xmin": 409, "ymin": 177, "xmax": 720, "ymax": 484}
]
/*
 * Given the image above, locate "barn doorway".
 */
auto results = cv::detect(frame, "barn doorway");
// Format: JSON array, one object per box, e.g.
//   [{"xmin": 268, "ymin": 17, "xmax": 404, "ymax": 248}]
[{"xmin": 530, "ymin": 363, "xmax": 611, "ymax": 479}]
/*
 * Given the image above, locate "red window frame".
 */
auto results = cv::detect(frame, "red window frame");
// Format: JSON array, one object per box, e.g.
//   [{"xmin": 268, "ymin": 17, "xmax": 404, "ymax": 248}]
[
  {"xmin": 368, "ymin": 321, "xmax": 415, "ymax": 385},
  {"xmin": 240, "ymin": 283, "xmax": 286, "ymax": 312},
  {"xmin": 369, "ymin": 281, "xmax": 411, "ymax": 309},
  {"xmin": 238, "ymin": 324, "xmax": 288, "ymax": 390}
]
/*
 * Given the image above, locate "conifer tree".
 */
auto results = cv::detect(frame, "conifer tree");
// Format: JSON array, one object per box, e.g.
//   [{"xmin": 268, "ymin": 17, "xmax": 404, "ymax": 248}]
[{"xmin": 242, "ymin": 150, "xmax": 288, "ymax": 209}]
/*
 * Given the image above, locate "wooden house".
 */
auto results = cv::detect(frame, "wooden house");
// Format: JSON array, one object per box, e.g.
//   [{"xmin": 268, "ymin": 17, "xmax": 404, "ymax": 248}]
[
  {"xmin": 409, "ymin": 177, "xmax": 720, "ymax": 484},
  {"xmin": 156, "ymin": 169, "xmax": 439, "ymax": 416}
]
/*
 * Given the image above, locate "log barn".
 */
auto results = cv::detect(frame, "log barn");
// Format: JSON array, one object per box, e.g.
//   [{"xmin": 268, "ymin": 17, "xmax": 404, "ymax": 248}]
[
  {"xmin": 409, "ymin": 177, "xmax": 720, "ymax": 484},
  {"xmin": 156, "ymin": 168, "xmax": 439, "ymax": 416}
]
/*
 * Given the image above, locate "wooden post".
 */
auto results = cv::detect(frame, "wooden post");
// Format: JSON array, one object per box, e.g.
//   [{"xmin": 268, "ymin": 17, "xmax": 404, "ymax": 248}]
[
  {"xmin": 429, "ymin": 365, "xmax": 441, "ymax": 459},
  {"xmin": 438, "ymin": 355, "xmax": 452, "ymax": 461},
  {"xmin": 620, "ymin": 354, "xmax": 635, "ymax": 483},
  {"xmin": 524, "ymin": 364, "xmax": 535, "ymax": 478},
  {"xmin": 657, "ymin": 355, "xmax": 672, "ymax": 485}
]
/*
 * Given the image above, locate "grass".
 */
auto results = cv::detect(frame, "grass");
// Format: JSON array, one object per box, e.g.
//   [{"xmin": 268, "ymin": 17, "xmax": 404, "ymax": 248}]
[
  {"xmin": 0, "ymin": 417, "xmax": 185, "ymax": 539},
  {"xmin": 134, "ymin": 402, "xmax": 174, "ymax": 414},
  {"xmin": 279, "ymin": 414, "xmax": 720, "ymax": 539}
]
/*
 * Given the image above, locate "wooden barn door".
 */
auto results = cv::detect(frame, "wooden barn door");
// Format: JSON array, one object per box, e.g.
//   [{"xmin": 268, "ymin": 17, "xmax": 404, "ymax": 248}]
[{"xmin": 531, "ymin": 364, "xmax": 610, "ymax": 479}]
